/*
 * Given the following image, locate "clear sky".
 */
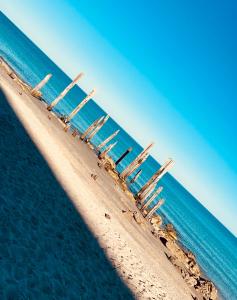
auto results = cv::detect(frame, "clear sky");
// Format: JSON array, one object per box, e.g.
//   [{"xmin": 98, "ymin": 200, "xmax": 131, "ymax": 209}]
[{"xmin": 0, "ymin": 1, "xmax": 236, "ymax": 235}]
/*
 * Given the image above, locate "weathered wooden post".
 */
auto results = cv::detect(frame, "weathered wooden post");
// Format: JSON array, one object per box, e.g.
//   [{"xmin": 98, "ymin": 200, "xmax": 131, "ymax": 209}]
[
  {"xmin": 80, "ymin": 116, "xmax": 105, "ymax": 140},
  {"xmin": 31, "ymin": 74, "xmax": 52, "ymax": 97},
  {"xmin": 141, "ymin": 186, "xmax": 163, "ymax": 211},
  {"xmin": 47, "ymin": 72, "xmax": 84, "ymax": 110},
  {"xmin": 137, "ymin": 159, "xmax": 174, "ymax": 198},
  {"xmin": 129, "ymin": 169, "xmax": 142, "ymax": 185},
  {"xmin": 97, "ymin": 130, "xmax": 120, "ymax": 151},
  {"xmin": 63, "ymin": 89, "xmax": 96, "ymax": 132},
  {"xmin": 115, "ymin": 147, "xmax": 132, "ymax": 166},
  {"xmin": 145, "ymin": 199, "xmax": 165, "ymax": 220},
  {"xmin": 139, "ymin": 183, "xmax": 156, "ymax": 204},
  {"xmin": 123, "ymin": 152, "xmax": 149, "ymax": 180},
  {"xmin": 87, "ymin": 115, "xmax": 110, "ymax": 142},
  {"xmin": 120, "ymin": 143, "xmax": 154, "ymax": 179},
  {"xmin": 65, "ymin": 89, "xmax": 96, "ymax": 123},
  {"xmin": 98, "ymin": 142, "xmax": 117, "ymax": 159}
]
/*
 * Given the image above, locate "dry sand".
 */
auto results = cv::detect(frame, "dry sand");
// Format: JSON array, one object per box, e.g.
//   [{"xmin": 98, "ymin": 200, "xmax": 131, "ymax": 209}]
[{"xmin": 0, "ymin": 68, "xmax": 195, "ymax": 299}]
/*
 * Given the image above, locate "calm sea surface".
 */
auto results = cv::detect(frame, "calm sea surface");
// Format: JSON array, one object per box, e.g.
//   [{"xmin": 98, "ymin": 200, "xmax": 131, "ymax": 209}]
[{"xmin": 0, "ymin": 12, "xmax": 236, "ymax": 299}]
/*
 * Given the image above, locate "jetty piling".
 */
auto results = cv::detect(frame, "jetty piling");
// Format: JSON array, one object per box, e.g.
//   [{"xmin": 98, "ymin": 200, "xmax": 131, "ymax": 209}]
[
  {"xmin": 141, "ymin": 186, "xmax": 163, "ymax": 211},
  {"xmin": 31, "ymin": 74, "xmax": 52, "ymax": 97},
  {"xmin": 99, "ymin": 142, "xmax": 117, "ymax": 159},
  {"xmin": 145, "ymin": 199, "xmax": 165, "ymax": 220},
  {"xmin": 120, "ymin": 143, "xmax": 154, "ymax": 179},
  {"xmin": 139, "ymin": 179, "xmax": 163, "ymax": 203},
  {"xmin": 63, "ymin": 89, "xmax": 96, "ymax": 132},
  {"xmin": 129, "ymin": 169, "xmax": 142, "ymax": 185},
  {"xmin": 87, "ymin": 115, "xmax": 110, "ymax": 142},
  {"xmin": 47, "ymin": 72, "xmax": 84, "ymax": 111},
  {"xmin": 80, "ymin": 116, "xmax": 105, "ymax": 140},
  {"xmin": 137, "ymin": 159, "xmax": 174, "ymax": 198},
  {"xmin": 115, "ymin": 147, "xmax": 132, "ymax": 166},
  {"xmin": 139, "ymin": 183, "xmax": 157, "ymax": 205},
  {"xmin": 123, "ymin": 152, "xmax": 149, "ymax": 180},
  {"xmin": 97, "ymin": 130, "xmax": 120, "ymax": 152},
  {"xmin": 65, "ymin": 89, "xmax": 96, "ymax": 123}
]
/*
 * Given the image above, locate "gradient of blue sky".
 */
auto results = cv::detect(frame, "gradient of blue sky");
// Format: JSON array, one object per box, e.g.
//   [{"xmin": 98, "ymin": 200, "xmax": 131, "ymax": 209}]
[{"xmin": 0, "ymin": 1, "xmax": 236, "ymax": 235}]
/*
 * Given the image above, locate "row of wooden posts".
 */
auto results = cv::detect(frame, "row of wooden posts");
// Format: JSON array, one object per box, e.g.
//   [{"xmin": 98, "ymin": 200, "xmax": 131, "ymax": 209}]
[{"xmin": 31, "ymin": 73, "xmax": 174, "ymax": 220}]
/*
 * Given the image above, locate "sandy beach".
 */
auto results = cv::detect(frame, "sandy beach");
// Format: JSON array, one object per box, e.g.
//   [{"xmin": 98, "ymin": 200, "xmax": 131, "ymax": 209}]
[{"xmin": 0, "ymin": 67, "xmax": 197, "ymax": 299}]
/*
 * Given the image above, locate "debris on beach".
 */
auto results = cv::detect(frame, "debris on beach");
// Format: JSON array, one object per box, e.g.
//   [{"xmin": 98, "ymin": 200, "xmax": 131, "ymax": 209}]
[
  {"xmin": 151, "ymin": 222, "xmax": 218, "ymax": 300},
  {"xmin": 105, "ymin": 213, "xmax": 111, "ymax": 220},
  {"xmin": 150, "ymin": 215, "xmax": 163, "ymax": 230},
  {"xmin": 91, "ymin": 173, "xmax": 98, "ymax": 180},
  {"xmin": 132, "ymin": 211, "xmax": 144, "ymax": 225}
]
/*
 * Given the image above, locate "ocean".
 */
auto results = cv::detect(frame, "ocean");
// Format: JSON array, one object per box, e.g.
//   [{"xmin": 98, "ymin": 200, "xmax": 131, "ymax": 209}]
[{"xmin": 0, "ymin": 12, "xmax": 237, "ymax": 299}]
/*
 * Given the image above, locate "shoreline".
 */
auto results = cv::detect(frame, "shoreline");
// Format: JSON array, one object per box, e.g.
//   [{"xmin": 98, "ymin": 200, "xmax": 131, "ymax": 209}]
[{"xmin": 0, "ymin": 58, "xmax": 217, "ymax": 299}]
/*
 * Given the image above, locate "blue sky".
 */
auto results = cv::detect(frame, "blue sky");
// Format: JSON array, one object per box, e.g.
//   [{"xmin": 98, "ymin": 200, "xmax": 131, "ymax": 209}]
[{"xmin": 0, "ymin": 0, "xmax": 237, "ymax": 235}]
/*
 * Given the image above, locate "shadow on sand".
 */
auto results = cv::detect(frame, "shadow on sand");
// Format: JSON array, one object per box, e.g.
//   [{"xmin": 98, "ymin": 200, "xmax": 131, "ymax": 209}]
[{"xmin": 0, "ymin": 88, "xmax": 134, "ymax": 300}]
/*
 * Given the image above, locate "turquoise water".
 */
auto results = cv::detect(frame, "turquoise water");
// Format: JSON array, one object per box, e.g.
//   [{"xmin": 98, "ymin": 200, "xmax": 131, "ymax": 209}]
[{"xmin": 0, "ymin": 12, "xmax": 237, "ymax": 299}]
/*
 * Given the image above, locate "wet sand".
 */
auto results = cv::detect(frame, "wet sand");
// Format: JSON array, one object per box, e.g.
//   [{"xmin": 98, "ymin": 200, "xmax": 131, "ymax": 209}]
[{"xmin": 0, "ymin": 67, "xmax": 194, "ymax": 299}]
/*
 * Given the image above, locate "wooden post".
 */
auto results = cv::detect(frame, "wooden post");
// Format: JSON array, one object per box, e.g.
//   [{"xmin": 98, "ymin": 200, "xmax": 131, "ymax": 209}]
[
  {"xmin": 65, "ymin": 89, "xmax": 95, "ymax": 122},
  {"xmin": 120, "ymin": 143, "xmax": 154, "ymax": 179},
  {"xmin": 145, "ymin": 199, "xmax": 165, "ymax": 220},
  {"xmin": 121, "ymin": 147, "xmax": 152, "ymax": 179},
  {"xmin": 141, "ymin": 186, "xmax": 163, "ymax": 211},
  {"xmin": 87, "ymin": 115, "xmax": 109, "ymax": 142},
  {"xmin": 115, "ymin": 147, "xmax": 132, "ymax": 166},
  {"xmin": 129, "ymin": 169, "xmax": 142, "ymax": 185},
  {"xmin": 137, "ymin": 159, "xmax": 174, "ymax": 198},
  {"xmin": 47, "ymin": 72, "xmax": 84, "ymax": 110},
  {"xmin": 139, "ymin": 183, "xmax": 156, "ymax": 204},
  {"xmin": 80, "ymin": 116, "xmax": 104, "ymax": 140},
  {"xmin": 98, "ymin": 142, "xmax": 117, "ymax": 159},
  {"xmin": 123, "ymin": 152, "xmax": 149, "ymax": 180},
  {"xmin": 31, "ymin": 74, "xmax": 52, "ymax": 96},
  {"xmin": 97, "ymin": 130, "xmax": 120, "ymax": 151}
]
